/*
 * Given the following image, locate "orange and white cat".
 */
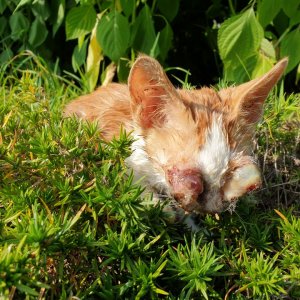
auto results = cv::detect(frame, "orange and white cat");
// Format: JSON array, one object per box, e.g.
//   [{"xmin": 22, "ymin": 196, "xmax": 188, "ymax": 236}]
[{"xmin": 64, "ymin": 55, "xmax": 287, "ymax": 220}]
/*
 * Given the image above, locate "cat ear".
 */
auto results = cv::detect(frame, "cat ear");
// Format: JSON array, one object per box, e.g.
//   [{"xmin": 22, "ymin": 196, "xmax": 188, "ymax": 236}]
[
  {"xmin": 128, "ymin": 55, "xmax": 178, "ymax": 129},
  {"xmin": 220, "ymin": 58, "xmax": 288, "ymax": 124}
]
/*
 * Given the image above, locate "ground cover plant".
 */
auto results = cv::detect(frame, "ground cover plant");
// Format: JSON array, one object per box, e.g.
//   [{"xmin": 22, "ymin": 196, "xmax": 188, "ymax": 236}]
[{"xmin": 0, "ymin": 54, "xmax": 299, "ymax": 299}]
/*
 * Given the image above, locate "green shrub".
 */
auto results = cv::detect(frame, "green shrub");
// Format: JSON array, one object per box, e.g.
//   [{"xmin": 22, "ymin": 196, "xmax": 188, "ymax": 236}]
[
  {"xmin": 218, "ymin": 0, "xmax": 300, "ymax": 83},
  {"xmin": 0, "ymin": 53, "xmax": 299, "ymax": 299},
  {"xmin": 0, "ymin": 0, "xmax": 178, "ymax": 91}
]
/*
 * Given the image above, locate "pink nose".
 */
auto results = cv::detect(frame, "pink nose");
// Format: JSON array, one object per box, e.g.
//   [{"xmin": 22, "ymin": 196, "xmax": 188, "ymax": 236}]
[{"xmin": 167, "ymin": 167, "xmax": 203, "ymax": 211}]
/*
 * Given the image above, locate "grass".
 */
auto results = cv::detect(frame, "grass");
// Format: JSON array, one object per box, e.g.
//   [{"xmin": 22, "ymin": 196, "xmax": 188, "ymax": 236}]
[{"xmin": 0, "ymin": 53, "xmax": 299, "ymax": 299}]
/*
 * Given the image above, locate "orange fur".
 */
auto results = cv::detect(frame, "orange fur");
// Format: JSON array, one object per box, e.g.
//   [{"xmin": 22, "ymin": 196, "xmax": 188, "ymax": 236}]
[{"xmin": 64, "ymin": 55, "xmax": 287, "ymax": 216}]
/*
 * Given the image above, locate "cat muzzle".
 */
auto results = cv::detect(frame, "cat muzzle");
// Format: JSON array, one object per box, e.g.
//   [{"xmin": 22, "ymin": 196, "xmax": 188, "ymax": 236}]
[{"xmin": 167, "ymin": 167, "xmax": 203, "ymax": 212}]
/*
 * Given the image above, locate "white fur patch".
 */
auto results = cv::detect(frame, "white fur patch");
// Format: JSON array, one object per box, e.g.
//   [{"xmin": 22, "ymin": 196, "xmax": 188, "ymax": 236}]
[
  {"xmin": 125, "ymin": 131, "xmax": 168, "ymax": 193},
  {"xmin": 198, "ymin": 114, "xmax": 231, "ymax": 187}
]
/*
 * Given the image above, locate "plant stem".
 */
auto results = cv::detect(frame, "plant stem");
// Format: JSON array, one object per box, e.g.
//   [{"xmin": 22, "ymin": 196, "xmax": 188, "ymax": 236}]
[
  {"xmin": 228, "ymin": 0, "xmax": 235, "ymax": 15},
  {"xmin": 274, "ymin": 26, "xmax": 292, "ymax": 49}
]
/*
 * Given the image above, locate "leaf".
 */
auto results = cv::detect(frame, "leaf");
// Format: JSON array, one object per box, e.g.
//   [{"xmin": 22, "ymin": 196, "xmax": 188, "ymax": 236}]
[
  {"xmin": 72, "ymin": 38, "xmax": 88, "ymax": 71},
  {"xmin": 49, "ymin": 0, "xmax": 66, "ymax": 36},
  {"xmin": 29, "ymin": 18, "xmax": 48, "ymax": 47},
  {"xmin": 14, "ymin": 0, "xmax": 32, "ymax": 12},
  {"xmin": 0, "ymin": 48, "xmax": 13, "ymax": 64},
  {"xmin": 96, "ymin": 11, "xmax": 130, "ymax": 62},
  {"xmin": 32, "ymin": 0, "xmax": 51, "ymax": 21},
  {"xmin": 154, "ymin": 287, "xmax": 169, "ymax": 295},
  {"xmin": 296, "ymin": 63, "xmax": 300, "ymax": 85},
  {"xmin": 120, "ymin": 0, "xmax": 134, "ymax": 17},
  {"xmin": 282, "ymin": 0, "xmax": 300, "ymax": 18},
  {"xmin": 0, "ymin": 16, "xmax": 7, "ymax": 36},
  {"xmin": 101, "ymin": 62, "xmax": 116, "ymax": 86},
  {"xmin": 158, "ymin": 21, "xmax": 173, "ymax": 60},
  {"xmin": 86, "ymin": 24, "xmax": 103, "ymax": 91},
  {"xmin": 157, "ymin": 0, "xmax": 180, "ymax": 21},
  {"xmin": 132, "ymin": 5, "xmax": 158, "ymax": 57},
  {"xmin": 153, "ymin": 260, "xmax": 168, "ymax": 278},
  {"xmin": 274, "ymin": 209, "xmax": 289, "ymax": 223},
  {"xmin": 224, "ymin": 55, "xmax": 258, "ymax": 83},
  {"xmin": 15, "ymin": 283, "xmax": 39, "ymax": 296},
  {"xmin": 66, "ymin": 5, "xmax": 97, "ymax": 40},
  {"xmin": 260, "ymin": 38, "xmax": 276, "ymax": 59},
  {"xmin": 282, "ymin": 0, "xmax": 300, "ymax": 26},
  {"xmin": 280, "ymin": 27, "xmax": 300, "ymax": 73},
  {"xmin": 117, "ymin": 58, "xmax": 130, "ymax": 82},
  {"xmin": 218, "ymin": 8, "xmax": 264, "ymax": 62},
  {"xmin": 251, "ymin": 53, "xmax": 275, "ymax": 78},
  {"xmin": 257, "ymin": 0, "xmax": 282, "ymax": 28},
  {"xmin": 68, "ymin": 204, "xmax": 87, "ymax": 230},
  {"xmin": 0, "ymin": 0, "xmax": 8, "ymax": 14},
  {"xmin": 150, "ymin": 33, "xmax": 160, "ymax": 58},
  {"xmin": 9, "ymin": 11, "xmax": 30, "ymax": 41}
]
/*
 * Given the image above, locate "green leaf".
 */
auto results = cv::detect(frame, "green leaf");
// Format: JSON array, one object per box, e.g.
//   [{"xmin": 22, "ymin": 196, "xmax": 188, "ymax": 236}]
[
  {"xmin": 96, "ymin": 11, "xmax": 130, "ymax": 62},
  {"xmin": 282, "ymin": 0, "xmax": 300, "ymax": 26},
  {"xmin": 150, "ymin": 33, "xmax": 160, "ymax": 58},
  {"xmin": 152, "ymin": 260, "xmax": 168, "ymax": 278},
  {"xmin": 280, "ymin": 27, "xmax": 300, "ymax": 73},
  {"xmin": 132, "ymin": 5, "xmax": 158, "ymax": 56},
  {"xmin": 117, "ymin": 58, "xmax": 130, "ymax": 82},
  {"xmin": 52, "ymin": 0, "xmax": 65, "ymax": 36},
  {"xmin": 224, "ymin": 55, "xmax": 258, "ymax": 83},
  {"xmin": 15, "ymin": 283, "xmax": 39, "ymax": 296},
  {"xmin": 154, "ymin": 287, "xmax": 169, "ymax": 295},
  {"xmin": 0, "ymin": 48, "xmax": 13, "ymax": 64},
  {"xmin": 120, "ymin": 0, "xmax": 134, "ymax": 17},
  {"xmin": 282, "ymin": 0, "xmax": 300, "ymax": 18},
  {"xmin": 32, "ymin": 0, "xmax": 51, "ymax": 21},
  {"xmin": 9, "ymin": 11, "xmax": 30, "ymax": 41},
  {"xmin": 72, "ymin": 38, "xmax": 88, "ymax": 71},
  {"xmin": 257, "ymin": 0, "xmax": 282, "ymax": 28},
  {"xmin": 14, "ymin": 0, "xmax": 32, "ymax": 12},
  {"xmin": 218, "ymin": 8, "xmax": 263, "ymax": 62},
  {"xmin": 66, "ymin": 5, "xmax": 97, "ymax": 40},
  {"xmin": 260, "ymin": 38, "xmax": 276, "ymax": 59},
  {"xmin": 251, "ymin": 53, "xmax": 275, "ymax": 78},
  {"xmin": 0, "ymin": 0, "xmax": 8, "ymax": 14},
  {"xmin": 29, "ymin": 18, "xmax": 48, "ymax": 47},
  {"xmin": 157, "ymin": 0, "xmax": 180, "ymax": 21},
  {"xmin": 0, "ymin": 16, "xmax": 7, "ymax": 36},
  {"xmin": 158, "ymin": 21, "xmax": 173, "ymax": 60}
]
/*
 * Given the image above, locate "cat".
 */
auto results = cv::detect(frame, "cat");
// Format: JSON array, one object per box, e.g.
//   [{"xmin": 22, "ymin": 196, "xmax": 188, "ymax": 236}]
[{"xmin": 64, "ymin": 55, "xmax": 287, "ymax": 222}]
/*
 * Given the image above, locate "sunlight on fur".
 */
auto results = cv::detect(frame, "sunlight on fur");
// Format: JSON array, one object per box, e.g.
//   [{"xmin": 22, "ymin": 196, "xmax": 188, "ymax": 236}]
[{"xmin": 64, "ymin": 55, "xmax": 288, "ymax": 226}]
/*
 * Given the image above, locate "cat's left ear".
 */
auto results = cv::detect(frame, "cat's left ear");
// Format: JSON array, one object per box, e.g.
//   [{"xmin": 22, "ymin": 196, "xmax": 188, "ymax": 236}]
[{"xmin": 219, "ymin": 58, "xmax": 288, "ymax": 124}]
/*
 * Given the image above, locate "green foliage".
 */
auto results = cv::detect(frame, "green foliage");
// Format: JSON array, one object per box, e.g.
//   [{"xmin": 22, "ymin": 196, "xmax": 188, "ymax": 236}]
[
  {"xmin": 96, "ymin": 10, "xmax": 130, "ymax": 62},
  {"xmin": 168, "ymin": 238, "xmax": 223, "ymax": 299},
  {"xmin": 218, "ymin": 0, "xmax": 300, "ymax": 83},
  {"xmin": 0, "ymin": 53, "xmax": 299, "ymax": 299},
  {"xmin": 0, "ymin": 0, "xmax": 178, "ymax": 92},
  {"xmin": 66, "ymin": 5, "xmax": 97, "ymax": 40},
  {"xmin": 2, "ymin": 0, "xmax": 300, "ymax": 91}
]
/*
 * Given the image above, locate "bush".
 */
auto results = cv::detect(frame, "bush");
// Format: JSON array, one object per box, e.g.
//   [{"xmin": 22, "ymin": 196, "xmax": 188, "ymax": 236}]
[
  {"xmin": 1, "ymin": 1, "xmax": 299, "ymax": 92},
  {"xmin": 0, "ymin": 0, "xmax": 178, "ymax": 91},
  {"xmin": 218, "ymin": 0, "xmax": 300, "ymax": 84},
  {"xmin": 0, "ymin": 53, "xmax": 299, "ymax": 299}
]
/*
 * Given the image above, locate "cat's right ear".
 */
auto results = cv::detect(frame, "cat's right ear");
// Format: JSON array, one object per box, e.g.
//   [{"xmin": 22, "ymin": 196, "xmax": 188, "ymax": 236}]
[
  {"xmin": 128, "ymin": 55, "xmax": 178, "ymax": 129},
  {"xmin": 219, "ymin": 58, "xmax": 288, "ymax": 125}
]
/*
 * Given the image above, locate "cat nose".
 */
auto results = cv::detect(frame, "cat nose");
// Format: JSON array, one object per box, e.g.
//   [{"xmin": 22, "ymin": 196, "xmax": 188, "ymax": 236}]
[{"xmin": 167, "ymin": 167, "xmax": 203, "ymax": 211}]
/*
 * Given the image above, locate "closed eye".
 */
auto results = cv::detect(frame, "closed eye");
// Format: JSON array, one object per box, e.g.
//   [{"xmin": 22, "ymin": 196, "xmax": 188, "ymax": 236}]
[{"xmin": 222, "ymin": 164, "xmax": 262, "ymax": 201}]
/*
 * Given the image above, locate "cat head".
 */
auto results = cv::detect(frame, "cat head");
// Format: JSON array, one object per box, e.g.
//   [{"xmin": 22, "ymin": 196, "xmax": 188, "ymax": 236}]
[{"xmin": 128, "ymin": 55, "xmax": 287, "ymax": 214}]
